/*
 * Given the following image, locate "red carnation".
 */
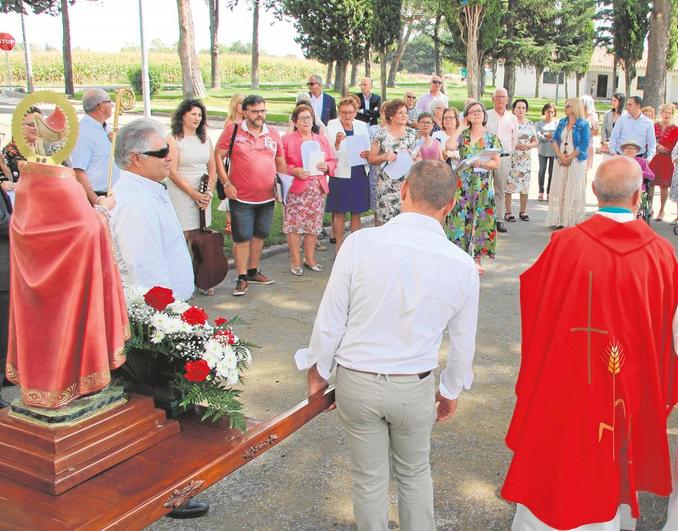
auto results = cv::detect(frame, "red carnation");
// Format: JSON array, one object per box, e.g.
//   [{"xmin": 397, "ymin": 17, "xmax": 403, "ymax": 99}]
[
  {"xmin": 144, "ymin": 286, "xmax": 175, "ymax": 311},
  {"xmin": 214, "ymin": 316, "xmax": 228, "ymax": 326},
  {"xmin": 215, "ymin": 328, "xmax": 236, "ymax": 344},
  {"xmin": 181, "ymin": 306, "xmax": 209, "ymax": 326},
  {"xmin": 184, "ymin": 360, "xmax": 211, "ymax": 382}
]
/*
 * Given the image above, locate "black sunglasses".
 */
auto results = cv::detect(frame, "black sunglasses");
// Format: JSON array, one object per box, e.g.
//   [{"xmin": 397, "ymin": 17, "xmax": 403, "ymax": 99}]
[
  {"xmin": 140, "ymin": 145, "xmax": 170, "ymax": 158},
  {"xmin": 431, "ymin": 80, "xmax": 442, "ymax": 84},
  {"xmin": 307, "ymin": 82, "xmax": 319, "ymax": 86}
]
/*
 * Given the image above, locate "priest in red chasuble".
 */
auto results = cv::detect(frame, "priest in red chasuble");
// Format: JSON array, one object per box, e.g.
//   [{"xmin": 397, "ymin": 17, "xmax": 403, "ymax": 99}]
[
  {"xmin": 502, "ymin": 156, "xmax": 678, "ymax": 530},
  {"xmin": 6, "ymin": 162, "xmax": 129, "ymax": 409}
]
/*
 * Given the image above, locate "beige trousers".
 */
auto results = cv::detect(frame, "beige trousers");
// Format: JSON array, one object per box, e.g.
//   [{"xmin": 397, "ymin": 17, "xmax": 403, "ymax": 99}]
[
  {"xmin": 335, "ymin": 365, "xmax": 437, "ymax": 531},
  {"xmin": 495, "ymin": 156, "xmax": 512, "ymax": 220}
]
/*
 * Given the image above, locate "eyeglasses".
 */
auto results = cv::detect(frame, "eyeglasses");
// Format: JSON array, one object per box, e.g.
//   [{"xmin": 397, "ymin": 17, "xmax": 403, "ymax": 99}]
[
  {"xmin": 296, "ymin": 116, "xmax": 314, "ymax": 122},
  {"xmin": 406, "ymin": 95, "xmax": 416, "ymax": 99},
  {"xmin": 467, "ymin": 109, "xmax": 484, "ymax": 115},
  {"xmin": 22, "ymin": 122, "xmax": 36, "ymax": 128},
  {"xmin": 140, "ymin": 145, "xmax": 170, "ymax": 158},
  {"xmin": 431, "ymin": 80, "xmax": 442, "ymax": 84},
  {"xmin": 246, "ymin": 109, "xmax": 266, "ymax": 114},
  {"xmin": 307, "ymin": 82, "xmax": 319, "ymax": 86}
]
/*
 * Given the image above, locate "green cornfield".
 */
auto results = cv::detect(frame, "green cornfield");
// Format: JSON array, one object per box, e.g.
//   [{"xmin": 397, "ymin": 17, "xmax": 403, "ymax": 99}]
[{"xmin": 5, "ymin": 51, "xmax": 326, "ymax": 86}]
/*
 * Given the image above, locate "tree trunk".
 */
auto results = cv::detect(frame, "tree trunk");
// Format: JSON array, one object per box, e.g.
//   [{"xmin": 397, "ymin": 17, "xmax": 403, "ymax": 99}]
[
  {"xmin": 61, "ymin": 0, "xmax": 74, "ymax": 96},
  {"xmin": 379, "ymin": 51, "xmax": 387, "ymax": 100},
  {"xmin": 644, "ymin": 0, "xmax": 671, "ymax": 109},
  {"xmin": 503, "ymin": 62, "xmax": 515, "ymax": 102},
  {"xmin": 433, "ymin": 12, "xmax": 442, "ymax": 78},
  {"xmin": 565, "ymin": 73, "xmax": 569, "ymax": 99},
  {"xmin": 623, "ymin": 64, "xmax": 633, "ymax": 99},
  {"xmin": 19, "ymin": 0, "xmax": 33, "ymax": 93},
  {"xmin": 208, "ymin": 0, "xmax": 220, "ymax": 89},
  {"xmin": 535, "ymin": 65, "xmax": 544, "ymax": 98},
  {"xmin": 491, "ymin": 62, "xmax": 497, "ymax": 87},
  {"xmin": 350, "ymin": 62, "xmax": 359, "ymax": 87},
  {"xmin": 177, "ymin": 0, "xmax": 206, "ymax": 100},
  {"xmin": 478, "ymin": 55, "xmax": 485, "ymax": 97},
  {"xmin": 387, "ymin": 17, "xmax": 414, "ymax": 88},
  {"xmin": 325, "ymin": 61, "xmax": 333, "ymax": 88},
  {"xmin": 575, "ymin": 72, "xmax": 582, "ymax": 97},
  {"xmin": 334, "ymin": 61, "xmax": 342, "ymax": 91},
  {"xmin": 465, "ymin": 5, "xmax": 481, "ymax": 100},
  {"xmin": 251, "ymin": 0, "xmax": 260, "ymax": 89},
  {"xmin": 334, "ymin": 60, "xmax": 348, "ymax": 94},
  {"xmin": 364, "ymin": 46, "xmax": 371, "ymax": 77},
  {"xmin": 612, "ymin": 57, "xmax": 617, "ymax": 93}
]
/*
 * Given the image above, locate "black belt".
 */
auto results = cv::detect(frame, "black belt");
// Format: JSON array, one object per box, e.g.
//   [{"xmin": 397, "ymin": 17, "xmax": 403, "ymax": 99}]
[
  {"xmin": 418, "ymin": 370, "xmax": 431, "ymax": 379},
  {"xmin": 500, "ymin": 153, "xmax": 511, "ymax": 157},
  {"xmin": 94, "ymin": 190, "xmax": 108, "ymax": 197}
]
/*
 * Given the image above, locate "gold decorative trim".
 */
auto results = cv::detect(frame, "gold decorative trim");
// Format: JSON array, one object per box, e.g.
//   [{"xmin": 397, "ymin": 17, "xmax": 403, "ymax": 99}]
[{"xmin": 12, "ymin": 91, "xmax": 79, "ymax": 165}]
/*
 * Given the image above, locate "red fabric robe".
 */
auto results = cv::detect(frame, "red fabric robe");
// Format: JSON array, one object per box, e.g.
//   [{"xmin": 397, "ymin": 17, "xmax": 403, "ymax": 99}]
[
  {"xmin": 6, "ymin": 163, "xmax": 129, "ymax": 409},
  {"xmin": 502, "ymin": 214, "xmax": 678, "ymax": 529}
]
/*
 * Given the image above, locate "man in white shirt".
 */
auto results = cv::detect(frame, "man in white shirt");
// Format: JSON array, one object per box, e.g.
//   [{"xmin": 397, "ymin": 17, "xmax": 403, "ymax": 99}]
[
  {"xmin": 486, "ymin": 87, "xmax": 519, "ymax": 232},
  {"xmin": 111, "ymin": 118, "xmax": 195, "ymax": 301},
  {"xmin": 70, "ymin": 88, "xmax": 120, "ymax": 205},
  {"xmin": 295, "ymin": 160, "xmax": 479, "ymax": 531},
  {"xmin": 306, "ymin": 74, "xmax": 337, "ymax": 126}
]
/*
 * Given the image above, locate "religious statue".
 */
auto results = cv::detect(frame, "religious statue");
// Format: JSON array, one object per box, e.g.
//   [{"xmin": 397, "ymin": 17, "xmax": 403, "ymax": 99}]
[{"xmin": 5, "ymin": 92, "xmax": 130, "ymax": 411}]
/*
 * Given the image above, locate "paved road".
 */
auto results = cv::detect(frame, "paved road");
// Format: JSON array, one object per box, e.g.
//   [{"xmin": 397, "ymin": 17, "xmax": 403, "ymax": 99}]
[{"xmin": 1, "ymin": 93, "xmax": 676, "ymax": 530}]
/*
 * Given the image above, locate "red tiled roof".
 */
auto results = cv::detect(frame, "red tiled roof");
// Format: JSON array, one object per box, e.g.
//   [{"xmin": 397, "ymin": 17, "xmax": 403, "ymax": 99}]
[{"xmin": 590, "ymin": 46, "xmax": 678, "ymax": 72}]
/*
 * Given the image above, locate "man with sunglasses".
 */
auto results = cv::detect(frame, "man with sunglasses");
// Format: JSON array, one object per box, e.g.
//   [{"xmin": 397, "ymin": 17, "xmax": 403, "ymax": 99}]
[
  {"xmin": 404, "ymin": 91, "xmax": 419, "ymax": 128},
  {"xmin": 306, "ymin": 75, "xmax": 337, "ymax": 126},
  {"xmin": 110, "ymin": 118, "xmax": 195, "ymax": 302},
  {"xmin": 215, "ymin": 95, "xmax": 287, "ymax": 296},
  {"xmin": 416, "ymin": 76, "xmax": 448, "ymax": 114},
  {"xmin": 71, "ymin": 88, "xmax": 119, "ymax": 206}
]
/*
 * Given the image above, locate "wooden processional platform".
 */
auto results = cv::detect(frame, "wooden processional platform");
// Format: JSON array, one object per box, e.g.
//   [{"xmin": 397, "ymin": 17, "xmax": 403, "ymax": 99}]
[{"xmin": 0, "ymin": 388, "xmax": 335, "ymax": 530}]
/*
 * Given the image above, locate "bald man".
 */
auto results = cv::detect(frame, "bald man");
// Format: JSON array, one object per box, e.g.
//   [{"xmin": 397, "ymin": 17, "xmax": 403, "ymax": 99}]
[
  {"xmin": 355, "ymin": 77, "xmax": 381, "ymax": 126},
  {"xmin": 502, "ymin": 156, "xmax": 678, "ymax": 530},
  {"xmin": 486, "ymin": 88, "xmax": 519, "ymax": 232},
  {"xmin": 71, "ymin": 88, "xmax": 118, "ymax": 205}
]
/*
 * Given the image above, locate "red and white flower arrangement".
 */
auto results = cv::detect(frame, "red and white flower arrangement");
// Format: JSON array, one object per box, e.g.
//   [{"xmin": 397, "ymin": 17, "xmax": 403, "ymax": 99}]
[{"xmin": 122, "ymin": 285, "xmax": 254, "ymax": 427}]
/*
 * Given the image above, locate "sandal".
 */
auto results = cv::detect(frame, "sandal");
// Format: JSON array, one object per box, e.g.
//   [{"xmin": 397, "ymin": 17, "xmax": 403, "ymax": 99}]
[
  {"xmin": 537, "ymin": 194, "xmax": 544, "ymax": 201},
  {"xmin": 504, "ymin": 213, "xmax": 516, "ymax": 222},
  {"xmin": 198, "ymin": 287, "xmax": 215, "ymax": 296},
  {"xmin": 303, "ymin": 260, "xmax": 324, "ymax": 272},
  {"xmin": 519, "ymin": 211, "xmax": 530, "ymax": 221},
  {"xmin": 290, "ymin": 266, "xmax": 303, "ymax": 276}
]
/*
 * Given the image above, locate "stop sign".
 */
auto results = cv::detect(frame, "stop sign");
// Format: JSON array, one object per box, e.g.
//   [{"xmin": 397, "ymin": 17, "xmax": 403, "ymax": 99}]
[{"xmin": 0, "ymin": 33, "xmax": 16, "ymax": 51}]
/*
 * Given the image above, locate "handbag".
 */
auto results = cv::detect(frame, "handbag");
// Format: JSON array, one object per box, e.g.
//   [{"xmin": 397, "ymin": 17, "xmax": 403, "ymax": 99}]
[{"xmin": 216, "ymin": 123, "xmax": 239, "ymax": 200}]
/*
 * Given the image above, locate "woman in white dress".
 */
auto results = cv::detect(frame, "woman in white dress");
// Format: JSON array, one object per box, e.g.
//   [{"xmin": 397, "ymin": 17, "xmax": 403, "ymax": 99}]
[
  {"xmin": 545, "ymin": 98, "xmax": 591, "ymax": 229},
  {"xmin": 166, "ymin": 99, "xmax": 217, "ymax": 294}
]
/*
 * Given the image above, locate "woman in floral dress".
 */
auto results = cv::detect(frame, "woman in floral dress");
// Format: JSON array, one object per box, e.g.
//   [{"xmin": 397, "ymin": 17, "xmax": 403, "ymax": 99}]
[
  {"xmin": 506, "ymin": 98, "xmax": 537, "ymax": 221},
  {"xmin": 367, "ymin": 99, "xmax": 419, "ymax": 224},
  {"xmin": 444, "ymin": 101, "xmax": 501, "ymax": 275}
]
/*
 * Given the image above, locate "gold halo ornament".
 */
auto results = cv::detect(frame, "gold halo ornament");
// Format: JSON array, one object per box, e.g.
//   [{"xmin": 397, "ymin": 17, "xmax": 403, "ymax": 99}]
[{"xmin": 11, "ymin": 91, "xmax": 79, "ymax": 166}]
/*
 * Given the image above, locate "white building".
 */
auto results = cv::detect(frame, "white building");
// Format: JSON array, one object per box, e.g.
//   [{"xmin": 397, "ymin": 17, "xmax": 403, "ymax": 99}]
[{"xmin": 495, "ymin": 47, "xmax": 678, "ymax": 102}]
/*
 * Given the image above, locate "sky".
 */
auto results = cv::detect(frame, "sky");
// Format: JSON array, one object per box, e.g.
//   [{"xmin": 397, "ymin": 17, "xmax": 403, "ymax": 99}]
[{"xmin": 1, "ymin": 0, "xmax": 304, "ymax": 57}]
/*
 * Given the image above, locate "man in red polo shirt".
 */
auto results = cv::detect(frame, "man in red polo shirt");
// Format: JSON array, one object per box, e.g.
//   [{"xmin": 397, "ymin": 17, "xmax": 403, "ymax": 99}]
[{"xmin": 215, "ymin": 95, "xmax": 287, "ymax": 296}]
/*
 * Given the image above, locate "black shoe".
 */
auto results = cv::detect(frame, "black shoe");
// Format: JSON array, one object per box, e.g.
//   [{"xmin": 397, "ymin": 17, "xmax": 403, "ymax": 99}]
[
  {"xmin": 496, "ymin": 221, "xmax": 508, "ymax": 233},
  {"xmin": 167, "ymin": 499, "xmax": 209, "ymax": 519},
  {"xmin": 0, "ymin": 397, "xmax": 9, "ymax": 409}
]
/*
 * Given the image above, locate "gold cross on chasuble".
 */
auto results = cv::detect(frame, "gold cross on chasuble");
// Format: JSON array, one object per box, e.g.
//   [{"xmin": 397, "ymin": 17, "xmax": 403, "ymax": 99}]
[{"xmin": 570, "ymin": 271, "xmax": 609, "ymax": 384}]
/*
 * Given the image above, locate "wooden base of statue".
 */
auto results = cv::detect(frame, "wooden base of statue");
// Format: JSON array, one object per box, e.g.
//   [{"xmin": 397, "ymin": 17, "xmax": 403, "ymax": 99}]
[
  {"xmin": 0, "ymin": 394, "xmax": 179, "ymax": 495},
  {"xmin": 0, "ymin": 388, "xmax": 335, "ymax": 530}
]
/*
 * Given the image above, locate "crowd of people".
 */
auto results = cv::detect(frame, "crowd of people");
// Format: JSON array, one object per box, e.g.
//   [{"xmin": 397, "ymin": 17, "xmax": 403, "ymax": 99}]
[{"xmin": 0, "ymin": 76, "xmax": 677, "ymax": 529}]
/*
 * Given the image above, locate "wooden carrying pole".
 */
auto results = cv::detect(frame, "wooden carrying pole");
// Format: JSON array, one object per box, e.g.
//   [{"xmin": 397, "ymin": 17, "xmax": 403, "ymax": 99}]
[{"xmin": 106, "ymin": 88, "xmax": 135, "ymax": 195}]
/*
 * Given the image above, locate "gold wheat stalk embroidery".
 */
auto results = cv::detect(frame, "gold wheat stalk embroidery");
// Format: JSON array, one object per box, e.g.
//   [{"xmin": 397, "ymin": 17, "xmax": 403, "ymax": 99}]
[{"xmin": 598, "ymin": 342, "xmax": 626, "ymax": 461}]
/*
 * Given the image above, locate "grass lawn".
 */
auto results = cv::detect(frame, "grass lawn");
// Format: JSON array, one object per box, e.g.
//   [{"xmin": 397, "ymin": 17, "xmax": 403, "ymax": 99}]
[{"xmin": 72, "ymin": 82, "xmax": 568, "ymax": 124}]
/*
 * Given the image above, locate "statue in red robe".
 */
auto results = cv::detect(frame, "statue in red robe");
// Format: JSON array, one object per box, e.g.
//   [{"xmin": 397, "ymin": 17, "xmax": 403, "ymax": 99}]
[
  {"xmin": 6, "ymin": 162, "xmax": 129, "ymax": 409},
  {"xmin": 502, "ymin": 209, "xmax": 678, "ymax": 529}
]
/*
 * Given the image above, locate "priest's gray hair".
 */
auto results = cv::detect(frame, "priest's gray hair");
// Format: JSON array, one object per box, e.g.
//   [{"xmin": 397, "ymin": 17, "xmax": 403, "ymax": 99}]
[
  {"xmin": 593, "ymin": 156, "xmax": 642, "ymax": 202},
  {"xmin": 115, "ymin": 118, "xmax": 166, "ymax": 168},
  {"xmin": 82, "ymin": 88, "xmax": 111, "ymax": 113},
  {"xmin": 406, "ymin": 160, "xmax": 457, "ymax": 210}
]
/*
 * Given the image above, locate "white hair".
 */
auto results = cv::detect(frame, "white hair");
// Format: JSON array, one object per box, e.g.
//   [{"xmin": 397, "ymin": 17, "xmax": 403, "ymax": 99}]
[
  {"xmin": 115, "ymin": 118, "xmax": 166, "ymax": 167},
  {"xmin": 82, "ymin": 88, "xmax": 110, "ymax": 113},
  {"xmin": 581, "ymin": 95, "xmax": 595, "ymax": 115},
  {"xmin": 430, "ymin": 98, "xmax": 446, "ymax": 111}
]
